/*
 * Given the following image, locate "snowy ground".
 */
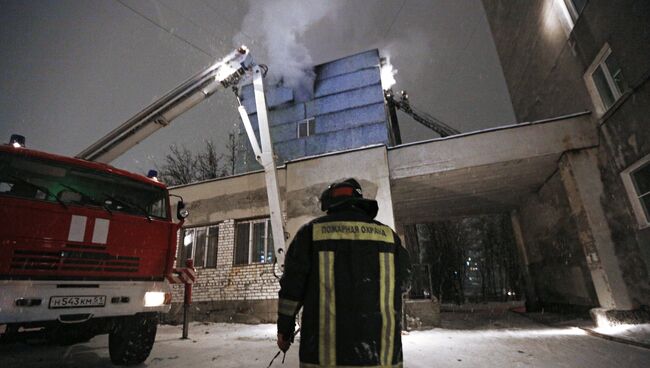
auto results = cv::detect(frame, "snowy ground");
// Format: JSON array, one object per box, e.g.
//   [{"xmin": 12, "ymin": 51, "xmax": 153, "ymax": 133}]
[
  {"xmin": 590, "ymin": 323, "xmax": 650, "ymax": 347},
  {"xmin": 1, "ymin": 312, "xmax": 649, "ymax": 367}
]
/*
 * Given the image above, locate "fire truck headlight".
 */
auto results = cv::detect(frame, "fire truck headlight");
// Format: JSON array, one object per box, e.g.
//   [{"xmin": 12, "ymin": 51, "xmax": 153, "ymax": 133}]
[{"xmin": 144, "ymin": 292, "xmax": 166, "ymax": 307}]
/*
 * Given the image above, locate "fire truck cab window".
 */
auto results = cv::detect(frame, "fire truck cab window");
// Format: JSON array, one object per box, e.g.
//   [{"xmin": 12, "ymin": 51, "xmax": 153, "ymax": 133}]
[{"xmin": 0, "ymin": 152, "xmax": 168, "ymax": 219}]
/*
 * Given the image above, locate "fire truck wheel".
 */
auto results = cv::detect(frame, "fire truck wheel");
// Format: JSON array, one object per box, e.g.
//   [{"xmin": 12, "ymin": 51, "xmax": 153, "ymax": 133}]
[{"xmin": 109, "ymin": 313, "xmax": 158, "ymax": 366}]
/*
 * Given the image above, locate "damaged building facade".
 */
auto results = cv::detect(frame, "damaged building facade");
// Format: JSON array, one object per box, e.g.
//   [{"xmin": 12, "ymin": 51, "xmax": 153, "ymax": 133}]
[
  {"xmin": 168, "ymin": 50, "xmax": 396, "ymax": 322},
  {"xmin": 168, "ymin": 0, "xmax": 649, "ymax": 323},
  {"xmin": 234, "ymin": 49, "xmax": 394, "ymax": 172}
]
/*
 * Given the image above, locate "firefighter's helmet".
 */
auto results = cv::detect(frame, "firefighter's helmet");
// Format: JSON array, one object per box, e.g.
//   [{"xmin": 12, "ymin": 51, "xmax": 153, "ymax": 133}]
[{"xmin": 319, "ymin": 178, "xmax": 363, "ymax": 212}]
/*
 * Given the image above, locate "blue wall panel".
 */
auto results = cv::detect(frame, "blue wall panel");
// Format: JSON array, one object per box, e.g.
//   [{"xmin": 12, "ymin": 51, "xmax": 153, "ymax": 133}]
[
  {"xmin": 304, "ymin": 122, "xmax": 389, "ymax": 157},
  {"xmin": 315, "ymin": 50, "xmax": 380, "ymax": 81},
  {"xmin": 315, "ymin": 68, "xmax": 381, "ymax": 98},
  {"xmin": 275, "ymin": 139, "xmax": 306, "ymax": 163},
  {"xmin": 245, "ymin": 115, "xmax": 299, "ymax": 143},
  {"xmin": 315, "ymin": 103, "xmax": 386, "ymax": 134},
  {"xmin": 235, "ymin": 49, "xmax": 390, "ymax": 174},
  {"xmin": 240, "ymin": 84, "xmax": 294, "ymax": 113},
  {"xmin": 270, "ymin": 122, "xmax": 299, "ymax": 143},
  {"xmin": 269, "ymin": 103, "xmax": 306, "ymax": 125},
  {"xmin": 305, "ymin": 84, "xmax": 384, "ymax": 116},
  {"xmin": 247, "ymin": 103, "xmax": 306, "ymax": 129}
]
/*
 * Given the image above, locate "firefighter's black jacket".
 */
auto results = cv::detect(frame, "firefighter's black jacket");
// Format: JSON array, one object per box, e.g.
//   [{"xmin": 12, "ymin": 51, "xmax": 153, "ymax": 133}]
[{"xmin": 278, "ymin": 198, "xmax": 411, "ymax": 368}]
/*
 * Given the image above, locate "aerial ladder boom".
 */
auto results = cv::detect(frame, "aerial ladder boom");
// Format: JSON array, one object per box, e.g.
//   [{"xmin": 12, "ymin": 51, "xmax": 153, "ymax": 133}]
[
  {"xmin": 76, "ymin": 46, "xmax": 287, "ymax": 269},
  {"xmin": 76, "ymin": 47, "xmax": 254, "ymax": 164},
  {"xmin": 384, "ymin": 89, "xmax": 460, "ymax": 138}
]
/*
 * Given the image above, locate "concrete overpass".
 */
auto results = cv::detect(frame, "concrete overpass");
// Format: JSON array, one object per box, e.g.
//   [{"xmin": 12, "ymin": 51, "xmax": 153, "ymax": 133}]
[
  {"xmin": 172, "ymin": 111, "xmax": 631, "ymax": 318},
  {"xmin": 388, "ymin": 112, "xmax": 596, "ymax": 223}
]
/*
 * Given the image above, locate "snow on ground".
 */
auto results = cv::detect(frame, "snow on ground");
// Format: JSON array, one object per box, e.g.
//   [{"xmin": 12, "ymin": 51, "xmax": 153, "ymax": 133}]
[
  {"xmin": 591, "ymin": 323, "xmax": 650, "ymax": 346},
  {"xmin": 1, "ymin": 312, "xmax": 649, "ymax": 367}
]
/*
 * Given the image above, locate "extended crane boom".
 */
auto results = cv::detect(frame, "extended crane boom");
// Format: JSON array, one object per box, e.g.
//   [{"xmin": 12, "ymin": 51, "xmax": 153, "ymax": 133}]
[
  {"xmin": 76, "ymin": 47, "xmax": 253, "ymax": 163},
  {"xmin": 384, "ymin": 89, "xmax": 460, "ymax": 138},
  {"xmin": 76, "ymin": 46, "xmax": 287, "ymax": 269}
]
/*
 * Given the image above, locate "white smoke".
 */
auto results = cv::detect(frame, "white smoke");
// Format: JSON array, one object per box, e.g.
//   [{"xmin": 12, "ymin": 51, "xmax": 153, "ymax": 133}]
[{"xmin": 234, "ymin": 0, "xmax": 344, "ymax": 101}]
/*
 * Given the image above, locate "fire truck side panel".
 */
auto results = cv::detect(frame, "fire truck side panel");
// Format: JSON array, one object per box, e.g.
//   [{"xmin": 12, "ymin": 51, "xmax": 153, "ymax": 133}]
[{"xmin": 0, "ymin": 196, "xmax": 174, "ymax": 281}]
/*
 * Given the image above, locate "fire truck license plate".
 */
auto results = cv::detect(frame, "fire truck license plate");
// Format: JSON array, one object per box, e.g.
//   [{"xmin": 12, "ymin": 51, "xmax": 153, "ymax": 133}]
[{"xmin": 49, "ymin": 296, "xmax": 106, "ymax": 309}]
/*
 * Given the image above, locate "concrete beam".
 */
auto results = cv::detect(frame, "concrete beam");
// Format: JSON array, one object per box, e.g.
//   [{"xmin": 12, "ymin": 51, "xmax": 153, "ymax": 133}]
[
  {"xmin": 388, "ymin": 113, "xmax": 598, "ymax": 224},
  {"xmin": 389, "ymin": 114, "xmax": 596, "ymax": 180},
  {"xmin": 170, "ymin": 170, "xmax": 285, "ymax": 226}
]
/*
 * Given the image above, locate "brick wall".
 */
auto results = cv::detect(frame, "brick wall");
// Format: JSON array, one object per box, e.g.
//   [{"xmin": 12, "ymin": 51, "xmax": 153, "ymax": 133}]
[{"xmin": 170, "ymin": 219, "xmax": 280, "ymax": 309}]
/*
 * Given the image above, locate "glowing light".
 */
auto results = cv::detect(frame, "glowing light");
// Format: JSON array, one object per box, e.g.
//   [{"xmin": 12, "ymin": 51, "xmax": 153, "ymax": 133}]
[
  {"xmin": 380, "ymin": 57, "xmax": 397, "ymax": 90},
  {"xmin": 216, "ymin": 46, "xmax": 251, "ymax": 81},
  {"xmin": 555, "ymin": 0, "xmax": 574, "ymax": 30},
  {"xmin": 593, "ymin": 314, "xmax": 637, "ymax": 334},
  {"xmin": 184, "ymin": 233, "xmax": 193, "ymax": 246},
  {"xmin": 595, "ymin": 323, "xmax": 636, "ymax": 335},
  {"xmin": 144, "ymin": 291, "xmax": 166, "ymax": 307},
  {"xmin": 12, "ymin": 142, "xmax": 21, "ymax": 148},
  {"xmin": 404, "ymin": 327, "xmax": 586, "ymax": 344},
  {"xmin": 147, "ymin": 169, "xmax": 159, "ymax": 182}
]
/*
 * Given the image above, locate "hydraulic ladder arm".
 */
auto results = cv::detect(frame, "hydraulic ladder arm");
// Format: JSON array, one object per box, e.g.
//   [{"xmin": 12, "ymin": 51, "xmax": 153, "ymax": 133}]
[
  {"xmin": 384, "ymin": 89, "xmax": 460, "ymax": 138},
  {"xmin": 76, "ymin": 47, "xmax": 254, "ymax": 163},
  {"xmin": 76, "ymin": 46, "xmax": 287, "ymax": 269}
]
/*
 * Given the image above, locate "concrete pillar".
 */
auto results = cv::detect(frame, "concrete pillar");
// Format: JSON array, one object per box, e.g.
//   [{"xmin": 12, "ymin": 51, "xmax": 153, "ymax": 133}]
[
  {"xmin": 559, "ymin": 148, "xmax": 634, "ymax": 310},
  {"xmin": 394, "ymin": 222, "xmax": 407, "ymax": 246},
  {"xmin": 396, "ymin": 223, "xmax": 420, "ymax": 263},
  {"xmin": 510, "ymin": 210, "xmax": 540, "ymax": 311}
]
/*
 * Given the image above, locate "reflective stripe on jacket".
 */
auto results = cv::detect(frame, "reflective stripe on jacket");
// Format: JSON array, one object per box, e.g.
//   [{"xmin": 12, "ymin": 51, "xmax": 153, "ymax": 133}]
[{"xmin": 278, "ymin": 207, "xmax": 411, "ymax": 367}]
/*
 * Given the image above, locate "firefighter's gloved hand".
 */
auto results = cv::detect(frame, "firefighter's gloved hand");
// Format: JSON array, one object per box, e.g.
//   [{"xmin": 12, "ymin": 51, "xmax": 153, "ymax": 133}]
[{"xmin": 277, "ymin": 333, "xmax": 291, "ymax": 352}]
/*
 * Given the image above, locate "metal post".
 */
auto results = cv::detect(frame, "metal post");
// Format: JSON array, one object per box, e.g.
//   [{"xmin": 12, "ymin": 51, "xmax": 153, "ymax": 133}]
[
  {"xmin": 181, "ymin": 259, "xmax": 194, "ymax": 339},
  {"xmin": 252, "ymin": 66, "xmax": 286, "ymax": 269},
  {"xmin": 182, "ymin": 303, "xmax": 190, "ymax": 339},
  {"xmin": 384, "ymin": 90, "xmax": 402, "ymax": 146}
]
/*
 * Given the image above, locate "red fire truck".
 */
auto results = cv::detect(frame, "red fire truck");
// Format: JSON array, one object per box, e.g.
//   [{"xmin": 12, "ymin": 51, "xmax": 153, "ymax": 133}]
[
  {"xmin": 0, "ymin": 46, "xmax": 285, "ymax": 366},
  {"xmin": 0, "ymin": 137, "xmax": 191, "ymax": 364}
]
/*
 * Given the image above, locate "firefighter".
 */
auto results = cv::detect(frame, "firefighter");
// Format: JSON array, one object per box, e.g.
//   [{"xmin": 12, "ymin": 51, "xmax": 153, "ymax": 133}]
[{"xmin": 277, "ymin": 178, "xmax": 411, "ymax": 367}]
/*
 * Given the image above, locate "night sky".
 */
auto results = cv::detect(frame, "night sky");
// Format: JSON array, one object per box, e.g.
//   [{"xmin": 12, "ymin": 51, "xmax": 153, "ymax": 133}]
[{"xmin": 0, "ymin": 0, "xmax": 515, "ymax": 174}]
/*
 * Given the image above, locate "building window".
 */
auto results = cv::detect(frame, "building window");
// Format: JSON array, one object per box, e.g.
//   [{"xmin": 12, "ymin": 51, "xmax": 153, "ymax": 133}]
[
  {"xmin": 564, "ymin": 0, "xmax": 587, "ymax": 22},
  {"xmin": 297, "ymin": 118, "xmax": 316, "ymax": 138},
  {"xmin": 621, "ymin": 155, "xmax": 650, "ymax": 229},
  {"xmin": 178, "ymin": 225, "xmax": 219, "ymax": 268},
  {"xmin": 555, "ymin": 0, "xmax": 587, "ymax": 35},
  {"xmin": 234, "ymin": 218, "xmax": 275, "ymax": 265},
  {"xmin": 584, "ymin": 45, "xmax": 627, "ymax": 115}
]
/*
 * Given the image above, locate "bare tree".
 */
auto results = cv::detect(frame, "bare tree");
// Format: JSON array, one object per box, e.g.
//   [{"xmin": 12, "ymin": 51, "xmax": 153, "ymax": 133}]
[
  {"xmin": 196, "ymin": 140, "xmax": 223, "ymax": 180},
  {"xmin": 224, "ymin": 131, "xmax": 237, "ymax": 176},
  {"xmin": 157, "ymin": 140, "xmax": 226, "ymax": 186},
  {"xmin": 157, "ymin": 145, "xmax": 196, "ymax": 186}
]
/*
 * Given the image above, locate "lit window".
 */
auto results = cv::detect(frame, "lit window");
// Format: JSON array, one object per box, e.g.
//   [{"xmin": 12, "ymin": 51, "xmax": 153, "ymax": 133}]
[
  {"xmin": 621, "ymin": 155, "xmax": 650, "ymax": 229},
  {"xmin": 555, "ymin": 0, "xmax": 587, "ymax": 35},
  {"xmin": 297, "ymin": 118, "xmax": 316, "ymax": 138},
  {"xmin": 564, "ymin": 0, "xmax": 587, "ymax": 22},
  {"xmin": 178, "ymin": 225, "xmax": 219, "ymax": 268},
  {"xmin": 235, "ymin": 218, "xmax": 275, "ymax": 265},
  {"xmin": 584, "ymin": 45, "xmax": 627, "ymax": 115}
]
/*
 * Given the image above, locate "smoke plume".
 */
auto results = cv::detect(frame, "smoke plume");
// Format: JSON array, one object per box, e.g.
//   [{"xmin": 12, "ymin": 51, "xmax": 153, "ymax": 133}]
[{"xmin": 234, "ymin": 0, "xmax": 344, "ymax": 100}]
